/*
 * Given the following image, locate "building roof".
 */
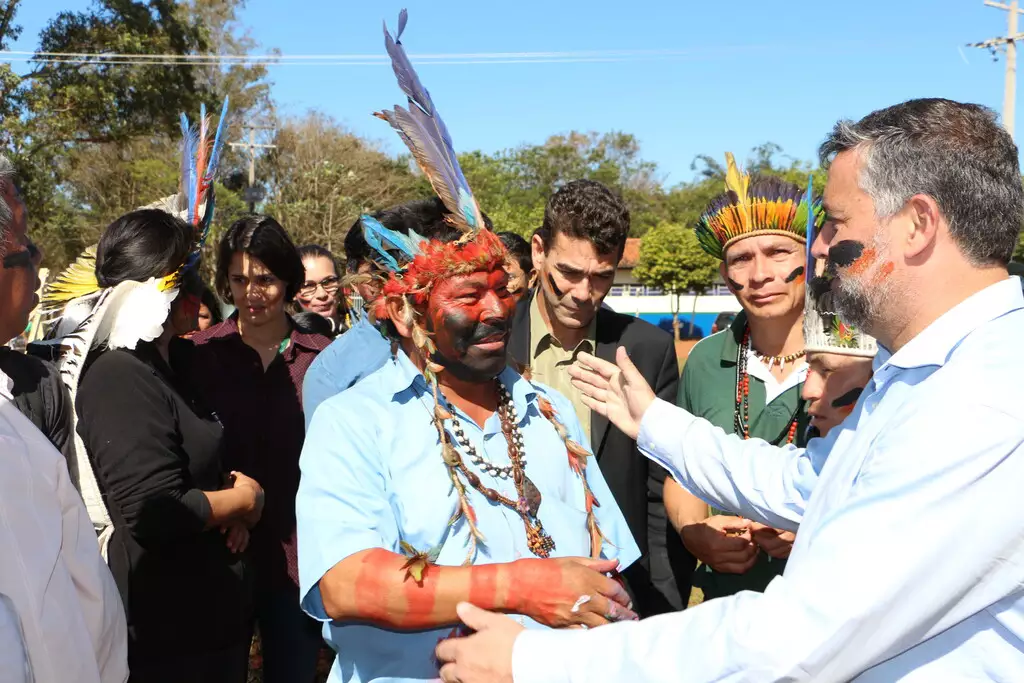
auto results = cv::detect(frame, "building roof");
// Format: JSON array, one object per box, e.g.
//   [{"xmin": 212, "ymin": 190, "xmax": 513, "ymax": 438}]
[{"xmin": 619, "ymin": 238, "xmax": 641, "ymax": 269}]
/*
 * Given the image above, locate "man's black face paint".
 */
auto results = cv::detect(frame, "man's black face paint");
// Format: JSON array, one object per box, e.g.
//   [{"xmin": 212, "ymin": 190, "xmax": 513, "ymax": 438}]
[
  {"xmin": 546, "ymin": 272, "xmax": 565, "ymax": 299},
  {"xmin": 726, "ymin": 277, "xmax": 744, "ymax": 291},
  {"xmin": 827, "ymin": 241, "xmax": 865, "ymax": 268},
  {"xmin": 428, "ymin": 310, "xmax": 509, "ymax": 383},
  {"xmin": 784, "ymin": 266, "xmax": 805, "ymax": 283},
  {"xmin": 831, "ymin": 386, "xmax": 864, "ymax": 409}
]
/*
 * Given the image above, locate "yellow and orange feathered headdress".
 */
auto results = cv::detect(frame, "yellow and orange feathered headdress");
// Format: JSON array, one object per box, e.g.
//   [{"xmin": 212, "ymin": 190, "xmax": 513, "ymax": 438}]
[{"xmin": 695, "ymin": 152, "xmax": 824, "ymax": 260}]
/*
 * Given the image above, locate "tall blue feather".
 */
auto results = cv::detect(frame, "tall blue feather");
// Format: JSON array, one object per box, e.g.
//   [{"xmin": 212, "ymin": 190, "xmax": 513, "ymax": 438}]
[
  {"xmin": 206, "ymin": 97, "xmax": 230, "ymax": 180},
  {"xmin": 805, "ymin": 175, "xmax": 815, "ymax": 277}
]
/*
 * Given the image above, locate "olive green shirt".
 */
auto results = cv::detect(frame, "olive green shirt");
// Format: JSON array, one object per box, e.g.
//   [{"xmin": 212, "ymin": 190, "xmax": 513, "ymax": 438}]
[
  {"xmin": 528, "ymin": 295, "xmax": 596, "ymax": 443},
  {"xmin": 677, "ymin": 310, "xmax": 809, "ymax": 600}
]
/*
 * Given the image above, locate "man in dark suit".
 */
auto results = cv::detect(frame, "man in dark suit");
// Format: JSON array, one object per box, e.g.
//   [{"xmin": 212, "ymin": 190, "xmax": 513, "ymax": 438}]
[{"xmin": 508, "ymin": 179, "xmax": 689, "ymax": 616}]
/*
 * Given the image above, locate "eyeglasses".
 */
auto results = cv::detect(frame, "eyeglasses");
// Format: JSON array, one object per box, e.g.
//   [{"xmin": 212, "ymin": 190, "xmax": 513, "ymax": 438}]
[{"xmin": 298, "ymin": 275, "xmax": 340, "ymax": 298}]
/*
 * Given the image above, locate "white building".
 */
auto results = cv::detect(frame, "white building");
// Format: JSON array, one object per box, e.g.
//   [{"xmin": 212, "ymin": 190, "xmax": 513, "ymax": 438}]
[{"xmin": 605, "ymin": 238, "xmax": 740, "ymax": 338}]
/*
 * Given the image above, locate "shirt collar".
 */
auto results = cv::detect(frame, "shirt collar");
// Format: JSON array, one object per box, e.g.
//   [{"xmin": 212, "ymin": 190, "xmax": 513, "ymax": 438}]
[
  {"xmin": 529, "ymin": 294, "xmax": 596, "ymax": 358},
  {"xmin": 384, "ymin": 348, "xmax": 539, "ymax": 421},
  {"xmin": 208, "ymin": 313, "xmax": 330, "ymax": 356},
  {"xmin": 719, "ymin": 310, "xmax": 748, "ymax": 364},
  {"xmin": 874, "ymin": 275, "xmax": 1023, "ymax": 380}
]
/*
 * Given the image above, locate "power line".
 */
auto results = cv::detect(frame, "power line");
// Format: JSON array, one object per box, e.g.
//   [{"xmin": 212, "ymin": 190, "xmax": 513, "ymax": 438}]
[
  {"xmin": 968, "ymin": 0, "xmax": 1024, "ymax": 138},
  {"xmin": 0, "ymin": 40, "xmax": 887, "ymax": 68}
]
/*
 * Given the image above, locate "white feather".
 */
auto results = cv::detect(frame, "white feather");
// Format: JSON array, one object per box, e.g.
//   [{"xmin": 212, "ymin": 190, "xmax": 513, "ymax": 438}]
[{"xmin": 106, "ymin": 278, "xmax": 178, "ymax": 351}]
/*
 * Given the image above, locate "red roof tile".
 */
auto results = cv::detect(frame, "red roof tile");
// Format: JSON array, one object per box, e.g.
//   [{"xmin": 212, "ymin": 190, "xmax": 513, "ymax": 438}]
[{"xmin": 619, "ymin": 238, "xmax": 641, "ymax": 269}]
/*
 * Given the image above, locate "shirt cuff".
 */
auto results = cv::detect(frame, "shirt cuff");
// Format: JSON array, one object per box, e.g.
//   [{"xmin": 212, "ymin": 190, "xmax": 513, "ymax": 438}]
[
  {"xmin": 512, "ymin": 628, "xmax": 583, "ymax": 683},
  {"xmin": 637, "ymin": 397, "xmax": 695, "ymax": 477}
]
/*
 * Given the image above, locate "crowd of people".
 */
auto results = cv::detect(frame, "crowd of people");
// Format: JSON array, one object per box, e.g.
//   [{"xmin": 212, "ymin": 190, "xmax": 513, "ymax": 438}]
[{"xmin": 3, "ymin": 11, "xmax": 1024, "ymax": 683}]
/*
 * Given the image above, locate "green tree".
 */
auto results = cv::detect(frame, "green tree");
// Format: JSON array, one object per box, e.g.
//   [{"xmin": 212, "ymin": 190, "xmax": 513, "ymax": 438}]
[
  {"xmin": 633, "ymin": 224, "xmax": 719, "ymax": 340},
  {"xmin": 459, "ymin": 131, "xmax": 669, "ymax": 238}
]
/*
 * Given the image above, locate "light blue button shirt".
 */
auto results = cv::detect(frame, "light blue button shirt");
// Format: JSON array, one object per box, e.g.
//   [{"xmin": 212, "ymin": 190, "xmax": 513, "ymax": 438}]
[
  {"xmin": 514, "ymin": 276, "xmax": 1024, "ymax": 682},
  {"xmin": 297, "ymin": 349, "xmax": 640, "ymax": 683},
  {"xmin": 303, "ymin": 316, "xmax": 392, "ymax": 430}
]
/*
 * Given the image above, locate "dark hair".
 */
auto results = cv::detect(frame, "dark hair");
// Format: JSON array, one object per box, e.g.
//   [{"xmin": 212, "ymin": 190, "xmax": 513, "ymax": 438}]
[
  {"xmin": 292, "ymin": 310, "xmax": 336, "ymax": 337},
  {"xmin": 538, "ymin": 179, "xmax": 630, "ymax": 257},
  {"xmin": 819, "ymin": 98, "xmax": 1023, "ymax": 266},
  {"xmin": 297, "ymin": 244, "xmax": 339, "ymax": 276},
  {"xmin": 343, "ymin": 197, "xmax": 491, "ymax": 273},
  {"xmin": 96, "ymin": 209, "xmax": 197, "ymax": 293},
  {"xmin": 200, "ymin": 286, "xmax": 224, "ymax": 325},
  {"xmin": 497, "ymin": 231, "xmax": 532, "ymax": 273},
  {"xmin": 215, "ymin": 215, "xmax": 305, "ymax": 303}
]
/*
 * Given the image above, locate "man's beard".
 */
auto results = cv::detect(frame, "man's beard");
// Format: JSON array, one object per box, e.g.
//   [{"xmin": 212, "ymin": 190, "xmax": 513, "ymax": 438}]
[{"xmin": 812, "ymin": 233, "xmax": 892, "ymax": 332}]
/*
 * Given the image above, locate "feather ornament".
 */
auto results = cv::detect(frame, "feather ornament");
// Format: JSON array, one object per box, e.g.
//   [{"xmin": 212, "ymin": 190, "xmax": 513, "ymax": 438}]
[
  {"xmin": 40, "ymin": 245, "xmax": 100, "ymax": 316},
  {"xmin": 174, "ymin": 98, "xmax": 231, "ymax": 280},
  {"xmin": 106, "ymin": 278, "xmax": 179, "ymax": 351},
  {"xmin": 377, "ymin": 11, "xmax": 484, "ymax": 234},
  {"xmin": 360, "ymin": 214, "xmax": 426, "ymax": 273}
]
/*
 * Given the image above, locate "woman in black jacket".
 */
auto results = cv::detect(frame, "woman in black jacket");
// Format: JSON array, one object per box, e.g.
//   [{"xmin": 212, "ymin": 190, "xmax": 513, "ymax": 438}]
[{"xmin": 75, "ymin": 210, "xmax": 264, "ymax": 683}]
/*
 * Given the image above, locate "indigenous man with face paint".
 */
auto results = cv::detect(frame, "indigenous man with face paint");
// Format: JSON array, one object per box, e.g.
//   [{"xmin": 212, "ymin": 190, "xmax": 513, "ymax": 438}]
[
  {"xmin": 302, "ymin": 197, "xmax": 490, "ymax": 429},
  {"xmin": 508, "ymin": 179, "xmax": 685, "ymax": 616},
  {"xmin": 296, "ymin": 13, "xmax": 640, "ymax": 683},
  {"xmin": 665, "ymin": 156, "xmax": 818, "ymax": 603}
]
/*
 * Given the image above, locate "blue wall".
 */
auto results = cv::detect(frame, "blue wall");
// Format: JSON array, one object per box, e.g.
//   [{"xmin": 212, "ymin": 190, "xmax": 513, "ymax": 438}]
[{"xmin": 636, "ymin": 312, "xmax": 723, "ymax": 339}]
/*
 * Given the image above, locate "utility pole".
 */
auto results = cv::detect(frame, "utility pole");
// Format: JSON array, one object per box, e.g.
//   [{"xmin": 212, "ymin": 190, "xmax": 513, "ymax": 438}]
[
  {"xmin": 969, "ymin": 0, "xmax": 1024, "ymax": 139},
  {"xmin": 229, "ymin": 125, "xmax": 276, "ymax": 213}
]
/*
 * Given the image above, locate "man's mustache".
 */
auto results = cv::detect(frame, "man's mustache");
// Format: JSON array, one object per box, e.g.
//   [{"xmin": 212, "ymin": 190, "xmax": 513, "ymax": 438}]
[{"xmin": 470, "ymin": 322, "xmax": 509, "ymax": 344}]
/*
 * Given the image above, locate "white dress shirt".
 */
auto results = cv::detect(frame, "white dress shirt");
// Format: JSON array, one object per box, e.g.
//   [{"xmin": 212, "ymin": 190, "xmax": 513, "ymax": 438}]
[
  {"xmin": 0, "ymin": 370, "xmax": 128, "ymax": 683},
  {"xmin": 513, "ymin": 276, "xmax": 1024, "ymax": 682}
]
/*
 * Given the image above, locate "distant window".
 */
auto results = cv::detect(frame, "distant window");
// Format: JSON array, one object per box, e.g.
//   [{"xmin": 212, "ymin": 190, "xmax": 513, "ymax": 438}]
[{"xmin": 609, "ymin": 285, "xmax": 625, "ymax": 296}]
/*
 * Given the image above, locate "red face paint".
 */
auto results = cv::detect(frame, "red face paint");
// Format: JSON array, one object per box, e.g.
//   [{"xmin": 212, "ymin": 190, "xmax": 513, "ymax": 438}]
[
  {"xmin": 844, "ymin": 248, "xmax": 877, "ymax": 277},
  {"xmin": 873, "ymin": 261, "xmax": 894, "ymax": 281},
  {"xmin": 424, "ymin": 264, "xmax": 515, "ymax": 382}
]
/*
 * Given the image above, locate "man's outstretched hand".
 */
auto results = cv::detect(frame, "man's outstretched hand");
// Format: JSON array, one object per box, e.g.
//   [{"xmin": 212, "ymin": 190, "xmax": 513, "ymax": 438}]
[
  {"xmin": 436, "ymin": 603, "xmax": 522, "ymax": 683},
  {"xmin": 569, "ymin": 347, "xmax": 656, "ymax": 441}
]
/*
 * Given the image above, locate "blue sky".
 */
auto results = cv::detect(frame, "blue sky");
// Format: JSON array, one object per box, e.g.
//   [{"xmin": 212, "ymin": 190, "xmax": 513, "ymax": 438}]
[{"xmin": 12, "ymin": 1, "xmax": 1014, "ymax": 185}]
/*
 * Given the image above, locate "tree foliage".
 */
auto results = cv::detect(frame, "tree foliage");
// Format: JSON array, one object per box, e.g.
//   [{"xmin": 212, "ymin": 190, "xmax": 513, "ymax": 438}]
[
  {"xmin": 633, "ymin": 223, "xmax": 719, "ymax": 340},
  {"xmin": 1, "ymin": 0, "xmax": 828, "ymax": 284},
  {"xmin": 263, "ymin": 112, "xmax": 426, "ymax": 251}
]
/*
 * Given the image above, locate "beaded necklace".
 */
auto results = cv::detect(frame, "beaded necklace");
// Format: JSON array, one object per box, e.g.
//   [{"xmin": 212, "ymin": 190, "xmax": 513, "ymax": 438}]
[
  {"xmin": 735, "ymin": 327, "xmax": 799, "ymax": 444},
  {"xmin": 440, "ymin": 382, "xmax": 556, "ymax": 558}
]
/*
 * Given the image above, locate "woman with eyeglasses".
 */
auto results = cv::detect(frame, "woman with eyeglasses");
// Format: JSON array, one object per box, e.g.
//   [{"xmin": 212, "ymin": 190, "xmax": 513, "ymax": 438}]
[
  {"xmin": 295, "ymin": 244, "xmax": 346, "ymax": 335},
  {"xmin": 184, "ymin": 216, "xmax": 331, "ymax": 683}
]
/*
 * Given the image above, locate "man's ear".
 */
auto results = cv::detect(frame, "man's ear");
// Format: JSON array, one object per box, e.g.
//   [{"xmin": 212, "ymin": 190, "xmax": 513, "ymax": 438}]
[
  {"xmin": 385, "ymin": 295, "xmax": 411, "ymax": 338},
  {"xmin": 531, "ymin": 233, "xmax": 546, "ymax": 273},
  {"xmin": 903, "ymin": 194, "xmax": 942, "ymax": 261}
]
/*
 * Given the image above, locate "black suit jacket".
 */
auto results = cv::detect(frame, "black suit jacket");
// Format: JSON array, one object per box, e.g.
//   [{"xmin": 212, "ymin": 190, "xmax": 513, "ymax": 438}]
[{"xmin": 509, "ymin": 294, "xmax": 689, "ymax": 615}]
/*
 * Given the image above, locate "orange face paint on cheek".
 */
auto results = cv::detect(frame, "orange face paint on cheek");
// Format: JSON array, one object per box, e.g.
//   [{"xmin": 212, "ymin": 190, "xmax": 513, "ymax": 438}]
[
  {"xmin": 873, "ymin": 261, "xmax": 894, "ymax": 281},
  {"xmin": 844, "ymin": 248, "xmax": 877, "ymax": 277}
]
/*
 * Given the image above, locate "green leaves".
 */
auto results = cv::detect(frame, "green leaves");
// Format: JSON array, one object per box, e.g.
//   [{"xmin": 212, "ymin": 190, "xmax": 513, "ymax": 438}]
[
  {"xmin": 633, "ymin": 223, "xmax": 718, "ymax": 296},
  {"xmin": 633, "ymin": 224, "xmax": 719, "ymax": 339}
]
